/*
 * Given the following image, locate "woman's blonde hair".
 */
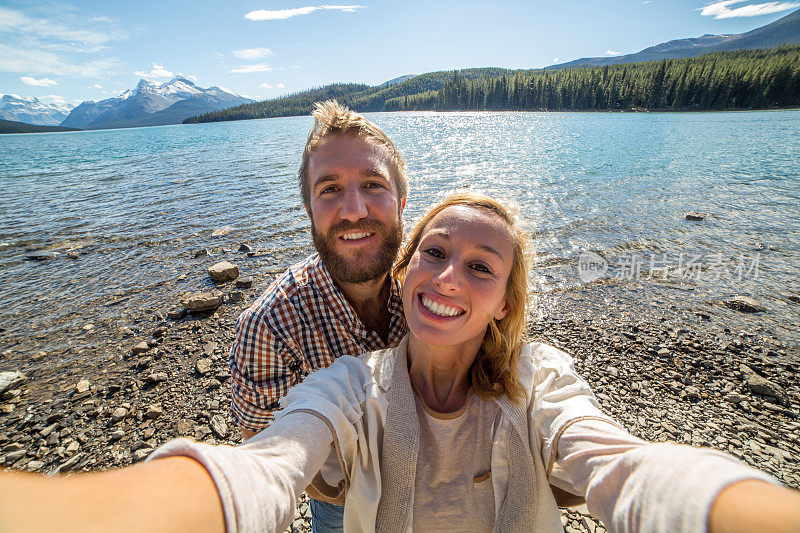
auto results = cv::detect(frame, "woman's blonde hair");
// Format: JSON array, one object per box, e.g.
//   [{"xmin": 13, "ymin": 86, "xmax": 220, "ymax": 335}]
[{"xmin": 393, "ymin": 191, "xmax": 530, "ymax": 404}]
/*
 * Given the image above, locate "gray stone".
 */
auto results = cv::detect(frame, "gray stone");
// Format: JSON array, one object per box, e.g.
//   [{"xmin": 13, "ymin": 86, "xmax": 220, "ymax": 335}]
[
  {"xmin": 722, "ymin": 296, "xmax": 766, "ymax": 314},
  {"xmin": 228, "ymin": 291, "xmax": 244, "ymax": 303},
  {"xmin": 39, "ymin": 423, "xmax": 59, "ymax": 437},
  {"xmin": 0, "ymin": 371, "xmax": 26, "ymax": 394},
  {"xmin": 26, "ymin": 250, "xmax": 59, "ymax": 261},
  {"xmin": 739, "ymin": 364, "xmax": 789, "ymax": 405},
  {"xmin": 723, "ymin": 392, "xmax": 747, "ymax": 404},
  {"xmin": 175, "ymin": 420, "xmax": 193, "ymax": 436},
  {"xmin": 133, "ymin": 448, "xmax": 154, "ymax": 461},
  {"xmin": 209, "ymin": 414, "xmax": 228, "ymax": 438},
  {"xmin": 235, "ymin": 276, "xmax": 253, "ymax": 289},
  {"xmin": 208, "ymin": 261, "xmax": 239, "ymax": 282},
  {"xmin": 131, "ymin": 341, "xmax": 150, "ymax": 355},
  {"xmin": 75, "ymin": 380, "xmax": 90, "ymax": 394},
  {"xmin": 237, "ymin": 243, "xmax": 252, "ymax": 253},
  {"xmin": 683, "ymin": 386, "xmax": 702, "ymax": 400},
  {"xmin": 111, "ymin": 407, "xmax": 128, "ymax": 423},
  {"xmin": 147, "ymin": 372, "xmax": 168, "ymax": 383},
  {"xmin": 109, "ymin": 429, "xmax": 126, "ymax": 441},
  {"xmin": 657, "ymin": 347, "xmax": 671, "ymax": 358},
  {"xmin": 195, "ymin": 358, "xmax": 212, "ymax": 376},
  {"xmin": 167, "ymin": 306, "xmax": 187, "ymax": 320},
  {"xmin": 685, "ymin": 211, "xmax": 705, "ymax": 221},
  {"xmin": 25, "ymin": 460, "xmax": 45, "ymax": 471},
  {"xmin": 193, "ymin": 249, "xmax": 209, "ymax": 258},
  {"xmin": 145, "ymin": 404, "xmax": 164, "ymax": 419},
  {"xmin": 181, "ymin": 290, "xmax": 224, "ymax": 312}
]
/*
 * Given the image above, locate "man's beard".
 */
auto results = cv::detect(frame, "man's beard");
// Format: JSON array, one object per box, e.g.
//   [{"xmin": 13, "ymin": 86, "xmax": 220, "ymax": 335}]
[{"xmin": 312, "ymin": 217, "xmax": 402, "ymax": 285}]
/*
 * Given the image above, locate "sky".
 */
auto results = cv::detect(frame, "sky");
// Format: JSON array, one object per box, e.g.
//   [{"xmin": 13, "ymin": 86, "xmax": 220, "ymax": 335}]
[{"xmin": 1, "ymin": 0, "xmax": 798, "ymax": 107}]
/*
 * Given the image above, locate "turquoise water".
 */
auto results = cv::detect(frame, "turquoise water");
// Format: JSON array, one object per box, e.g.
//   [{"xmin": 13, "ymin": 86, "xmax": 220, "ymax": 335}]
[{"xmin": 1, "ymin": 110, "xmax": 799, "ymax": 356}]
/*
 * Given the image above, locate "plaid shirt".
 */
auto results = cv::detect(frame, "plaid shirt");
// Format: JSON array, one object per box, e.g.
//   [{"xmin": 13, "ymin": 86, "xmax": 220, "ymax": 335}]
[{"xmin": 229, "ymin": 253, "xmax": 407, "ymax": 430}]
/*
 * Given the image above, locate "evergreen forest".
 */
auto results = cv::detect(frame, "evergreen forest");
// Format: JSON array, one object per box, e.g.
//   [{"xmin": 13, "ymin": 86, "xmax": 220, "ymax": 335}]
[{"xmin": 185, "ymin": 46, "xmax": 800, "ymax": 124}]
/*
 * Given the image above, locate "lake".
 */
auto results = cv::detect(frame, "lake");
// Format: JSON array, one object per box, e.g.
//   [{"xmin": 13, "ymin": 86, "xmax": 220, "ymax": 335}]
[{"xmin": 1, "ymin": 110, "xmax": 799, "ymax": 363}]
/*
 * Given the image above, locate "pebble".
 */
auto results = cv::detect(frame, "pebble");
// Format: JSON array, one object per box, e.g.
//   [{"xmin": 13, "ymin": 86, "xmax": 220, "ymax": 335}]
[
  {"xmin": 193, "ymin": 249, "xmax": 209, "ymax": 258},
  {"xmin": 740, "ymin": 364, "xmax": 789, "ymax": 405},
  {"xmin": 0, "ymin": 371, "xmax": 26, "ymax": 394},
  {"xmin": 195, "ymin": 358, "xmax": 212, "ymax": 376},
  {"xmin": 145, "ymin": 404, "xmax": 164, "ymax": 419},
  {"xmin": 111, "ymin": 407, "xmax": 128, "ymax": 423},
  {"xmin": 147, "ymin": 372, "xmax": 168, "ymax": 383},
  {"xmin": 75, "ymin": 380, "xmax": 90, "ymax": 394},
  {"xmin": 133, "ymin": 448, "xmax": 154, "ymax": 461},
  {"xmin": 181, "ymin": 290, "xmax": 225, "ymax": 312},
  {"xmin": 210, "ymin": 414, "xmax": 228, "ymax": 438},
  {"xmin": 238, "ymin": 244, "xmax": 253, "ymax": 253},
  {"xmin": 167, "ymin": 306, "xmax": 187, "ymax": 320},
  {"xmin": 685, "ymin": 212, "xmax": 705, "ymax": 221},
  {"xmin": 208, "ymin": 261, "xmax": 239, "ymax": 283},
  {"xmin": 235, "ymin": 276, "xmax": 253, "ymax": 289},
  {"xmin": 722, "ymin": 296, "xmax": 766, "ymax": 314},
  {"xmin": 228, "ymin": 291, "xmax": 244, "ymax": 304},
  {"xmin": 131, "ymin": 341, "xmax": 150, "ymax": 355}
]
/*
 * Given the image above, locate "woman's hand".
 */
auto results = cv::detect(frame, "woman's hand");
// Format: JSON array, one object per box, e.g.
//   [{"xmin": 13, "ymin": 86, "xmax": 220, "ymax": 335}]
[
  {"xmin": 0, "ymin": 457, "xmax": 224, "ymax": 533},
  {"xmin": 709, "ymin": 479, "xmax": 800, "ymax": 533}
]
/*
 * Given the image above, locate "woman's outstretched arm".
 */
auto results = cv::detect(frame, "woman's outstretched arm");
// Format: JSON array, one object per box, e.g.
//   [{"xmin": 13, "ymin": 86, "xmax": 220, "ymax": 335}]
[
  {"xmin": 0, "ymin": 456, "xmax": 224, "ymax": 533},
  {"xmin": 709, "ymin": 479, "xmax": 800, "ymax": 533},
  {"xmin": 0, "ymin": 411, "xmax": 334, "ymax": 533}
]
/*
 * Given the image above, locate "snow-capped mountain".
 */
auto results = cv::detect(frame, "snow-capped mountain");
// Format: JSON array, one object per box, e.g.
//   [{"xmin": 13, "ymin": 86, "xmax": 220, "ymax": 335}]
[
  {"xmin": 0, "ymin": 94, "xmax": 74, "ymax": 126},
  {"xmin": 60, "ymin": 76, "xmax": 253, "ymax": 130}
]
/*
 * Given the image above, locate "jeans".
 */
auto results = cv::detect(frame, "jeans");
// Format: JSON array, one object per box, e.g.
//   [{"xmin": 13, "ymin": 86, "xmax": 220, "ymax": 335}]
[{"xmin": 310, "ymin": 498, "xmax": 344, "ymax": 533}]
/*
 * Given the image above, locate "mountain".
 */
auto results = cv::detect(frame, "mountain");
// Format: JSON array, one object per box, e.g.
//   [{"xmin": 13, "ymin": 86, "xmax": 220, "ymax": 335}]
[
  {"xmin": 0, "ymin": 94, "xmax": 74, "ymax": 126},
  {"xmin": 0, "ymin": 118, "xmax": 80, "ymax": 134},
  {"xmin": 60, "ymin": 77, "xmax": 253, "ymax": 130},
  {"xmin": 549, "ymin": 7, "xmax": 800, "ymax": 69},
  {"xmin": 378, "ymin": 74, "xmax": 416, "ymax": 88}
]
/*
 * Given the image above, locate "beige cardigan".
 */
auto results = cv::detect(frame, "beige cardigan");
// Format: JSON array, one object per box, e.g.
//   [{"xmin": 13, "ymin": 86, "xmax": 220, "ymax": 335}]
[{"xmin": 277, "ymin": 336, "xmax": 618, "ymax": 532}]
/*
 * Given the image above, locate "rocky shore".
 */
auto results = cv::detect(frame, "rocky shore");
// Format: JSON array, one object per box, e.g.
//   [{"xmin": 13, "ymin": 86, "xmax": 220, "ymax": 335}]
[{"xmin": 1, "ymin": 257, "xmax": 798, "ymax": 533}]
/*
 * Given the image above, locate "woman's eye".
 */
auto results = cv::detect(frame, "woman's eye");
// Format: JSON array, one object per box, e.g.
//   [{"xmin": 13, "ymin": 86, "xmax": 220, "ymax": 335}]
[
  {"xmin": 423, "ymin": 247, "xmax": 445, "ymax": 259},
  {"xmin": 470, "ymin": 263, "xmax": 492, "ymax": 274}
]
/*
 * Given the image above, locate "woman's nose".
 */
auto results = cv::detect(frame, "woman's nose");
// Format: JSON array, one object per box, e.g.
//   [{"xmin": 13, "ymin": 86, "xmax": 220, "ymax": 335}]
[{"xmin": 433, "ymin": 261, "xmax": 461, "ymax": 291}]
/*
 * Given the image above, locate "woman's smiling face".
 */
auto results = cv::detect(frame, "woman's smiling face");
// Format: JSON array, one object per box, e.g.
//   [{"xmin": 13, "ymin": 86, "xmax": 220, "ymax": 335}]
[{"xmin": 402, "ymin": 205, "xmax": 515, "ymax": 351}]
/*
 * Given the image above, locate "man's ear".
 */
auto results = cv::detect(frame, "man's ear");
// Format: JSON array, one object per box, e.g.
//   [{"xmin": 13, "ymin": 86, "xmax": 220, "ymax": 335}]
[{"xmin": 494, "ymin": 300, "xmax": 509, "ymax": 321}]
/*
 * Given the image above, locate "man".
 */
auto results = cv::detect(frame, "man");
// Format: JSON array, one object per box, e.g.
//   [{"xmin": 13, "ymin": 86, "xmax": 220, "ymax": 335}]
[{"xmin": 229, "ymin": 100, "xmax": 408, "ymax": 531}]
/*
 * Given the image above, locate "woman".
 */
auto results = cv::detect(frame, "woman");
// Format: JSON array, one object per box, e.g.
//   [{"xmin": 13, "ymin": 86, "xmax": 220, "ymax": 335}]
[{"xmin": 1, "ymin": 192, "xmax": 799, "ymax": 532}]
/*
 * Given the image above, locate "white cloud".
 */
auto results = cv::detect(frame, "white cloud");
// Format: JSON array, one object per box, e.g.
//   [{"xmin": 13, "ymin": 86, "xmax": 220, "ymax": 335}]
[
  {"xmin": 605, "ymin": 50, "xmax": 623, "ymax": 56},
  {"xmin": 260, "ymin": 83, "xmax": 273, "ymax": 88},
  {"xmin": 40, "ymin": 94, "xmax": 82, "ymax": 106},
  {"xmin": 0, "ymin": 6, "xmax": 129, "ymax": 78},
  {"xmin": 233, "ymin": 47, "xmax": 275, "ymax": 60},
  {"xmin": 230, "ymin": 63, "xmax": 273, "ymax": 73},
  {"xmin": 21, "ymin": 76, "xmax": 57, "ymax": 86},
  {"xmin": 277, "ymin": 83, "xmax": 285, "ymax": 88},
  {"xmin": 643, "ymin": 0, "xmax": 653, "ymax": 4},
  {"xmin": 92, "ymin": 83, "xmax": 103, "ymax": 89},
  {"xmin": 0, "ymin": 45, "xmax": 120, "ymax": 77},
  {"xmin": 133, "ymin": 63, "xmax": 174, "ymax": 78},
  {"xmin": 699, "ymin": 0, "xmax": 800, "ymax": 18},
  {"xmin": 552, "ymin": 57, "xmax": 561, "ymax": 63},
  {"xmin": 245, "ymin": 5, "xmax": 365, "ymax": 21}
]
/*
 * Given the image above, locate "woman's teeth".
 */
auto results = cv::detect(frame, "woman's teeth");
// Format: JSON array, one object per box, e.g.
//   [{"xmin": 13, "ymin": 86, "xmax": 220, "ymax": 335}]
[
  {"xmin": 342, "ymin": 232, "xmax": 372, "ymax": 240},
  {"xmin": 421, "ymin": 295, "xmax": 462, "ymax": 317}
]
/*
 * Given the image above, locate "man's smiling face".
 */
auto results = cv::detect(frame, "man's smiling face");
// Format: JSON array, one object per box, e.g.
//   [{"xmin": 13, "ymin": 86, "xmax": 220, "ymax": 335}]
[{"xmin": 307, "ymin": 133, "xmax": 404, "ymax": 284}]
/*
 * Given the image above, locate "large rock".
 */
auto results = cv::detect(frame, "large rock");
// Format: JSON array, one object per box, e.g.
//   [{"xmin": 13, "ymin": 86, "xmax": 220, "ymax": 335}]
[
  {"xmin": 722, "ymin": 296, "xmax": 766, "ymax": 314},
  {"xmin": 181, "ymin": 290, "xmax": 224, "ymax": 312},
  {"xmin": 739, "ymin": 364, "xmax": 789, "ymax": 405},
  {"xmin": 209, "ymin": 414, "xmax": 228, "ymax": 438},
  {"xmin": 208, "ymin": 261, "xmax": 239, "ymax": 282},
  {"xmin": 0, "ymin": 371, "xmax": 26, "ymax": 394}
]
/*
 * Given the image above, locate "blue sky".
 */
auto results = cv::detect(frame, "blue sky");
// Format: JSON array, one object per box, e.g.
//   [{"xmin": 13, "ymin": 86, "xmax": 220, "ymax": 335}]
[{"xmin": 1, "ymin": 0, "xmax": 798, "ymax": 107}]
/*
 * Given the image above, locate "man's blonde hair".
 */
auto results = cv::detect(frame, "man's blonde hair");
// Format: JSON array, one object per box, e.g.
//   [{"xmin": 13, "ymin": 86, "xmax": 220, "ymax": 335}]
[
  {"xmin": 298, "ymin": 100, "xmax": 408, "ymax": 209},
  {"xmin": 393, "ymin": 191, "xmax": 530, "ymax": 404}
]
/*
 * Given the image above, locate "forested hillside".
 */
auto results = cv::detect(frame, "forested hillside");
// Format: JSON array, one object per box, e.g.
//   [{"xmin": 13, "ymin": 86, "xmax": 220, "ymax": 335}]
[{"xmin": 186, "ymin": 46, "xmax": 800, "ymax": 123}]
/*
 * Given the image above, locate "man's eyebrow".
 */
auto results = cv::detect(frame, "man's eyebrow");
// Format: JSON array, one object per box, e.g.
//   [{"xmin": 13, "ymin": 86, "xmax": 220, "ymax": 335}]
[
  {"xmin": 362, "ymin": 168, "xmax": 390, "ymax": 179},
  {"xmin": 312, "ymin": 174, "xmax": 338, "ymax": 190}
]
